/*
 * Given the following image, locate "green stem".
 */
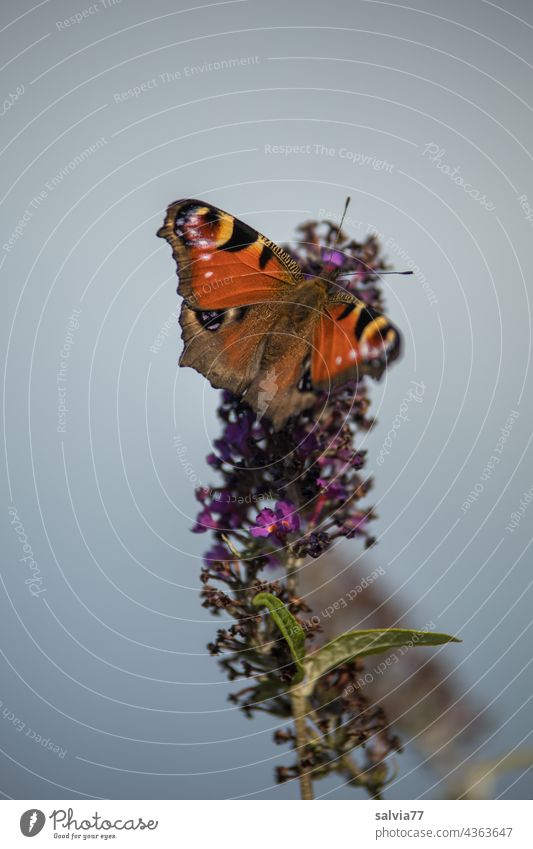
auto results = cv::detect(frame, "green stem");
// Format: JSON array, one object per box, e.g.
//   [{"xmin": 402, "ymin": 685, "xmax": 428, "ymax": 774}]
[
  {"xmin": 285, "ymin": 551, "xmax": 313, "ymax": 798},
  {"xmin": 286, "ymin": 553, "xmax": 298, "ymax": 596},
  {"xmin": 290, "ymin": 687, "xmax": 314, "ymax": 800},
  {"xmin": 341, "ymin": 754, "xmax": 384, "ymax": 799}
]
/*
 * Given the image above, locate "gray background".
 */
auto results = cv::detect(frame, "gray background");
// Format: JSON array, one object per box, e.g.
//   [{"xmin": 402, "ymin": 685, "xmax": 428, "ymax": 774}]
[{"xmin": 1, "ymin": 0, "xmax": 532, "ymax": 800}]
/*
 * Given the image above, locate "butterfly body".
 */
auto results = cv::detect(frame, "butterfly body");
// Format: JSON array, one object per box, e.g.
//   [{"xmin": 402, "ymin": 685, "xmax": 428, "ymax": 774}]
[{"xmin": 158, "ymin": 200, "xmax": 401, "ymax": 428}]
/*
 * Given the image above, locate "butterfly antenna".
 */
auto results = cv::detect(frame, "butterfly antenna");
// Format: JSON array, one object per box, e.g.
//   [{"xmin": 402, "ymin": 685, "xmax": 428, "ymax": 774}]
[
  {"xmin": 322, "ymin": 197, "xmax": 351, "ymax": 283},
  {"xmin": 337, "ymin": 269, "xmax": 414, "ymax": 278},
  {"xmin": 331, "ymin": 196, "xmax": 351, "ymax": 253},
  {"xmin": 328, "ymin": 197, "xmax": 414, "ymax": 278}
]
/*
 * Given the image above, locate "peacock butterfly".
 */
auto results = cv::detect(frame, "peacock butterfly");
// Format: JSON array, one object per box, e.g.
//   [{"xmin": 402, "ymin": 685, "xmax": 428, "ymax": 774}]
[{"xmin": 157, "ymin": 199, "xmax": 402, "ymax": 428}]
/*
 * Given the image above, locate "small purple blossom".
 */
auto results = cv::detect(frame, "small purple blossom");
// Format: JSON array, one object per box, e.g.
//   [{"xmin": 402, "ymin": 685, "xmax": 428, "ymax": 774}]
[
  {"xmin": 251, "ymin": 500, "xmax": 300, "ymax": 539},
  {"xmin": 224, "ymin": 418, "xmax": 251, "ymax": 450},
  {"xmin": 317, "ymin": 477, "xmax": 346, "ymax": 500},
  {"xmin": 321, "ymin": 247, "xmax": 345, "ymax": 269},
  {"xmin": 203, "ymin": 543, "xmax": 231, "ymax": 567},
  {"xmin": 191, "ymin": 508, "xmax": 218, "ymax": 533},
  {"xmin": 340, "ymin": 511, "xmax": 370, "ymax": 538}
]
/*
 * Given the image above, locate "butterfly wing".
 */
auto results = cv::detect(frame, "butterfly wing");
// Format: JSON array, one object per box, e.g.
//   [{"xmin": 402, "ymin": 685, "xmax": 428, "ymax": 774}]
[
  {"xmin": 311, "ymin": 297, "xmax": 401, "ymax": 389},
  {"xmin": 179, "ymin": 302, "xmax": 274, "ymax": 397},
  {"xmin": 157, "ymin": 199, "xmax": 303, "ymax": 309},
  {"xmin": 179, "ymin": 303, "xmax": 316, "ymax": 427},
  {"xmin": 158, "ymin": 199, "xmax": 316, "ymax": 424}
]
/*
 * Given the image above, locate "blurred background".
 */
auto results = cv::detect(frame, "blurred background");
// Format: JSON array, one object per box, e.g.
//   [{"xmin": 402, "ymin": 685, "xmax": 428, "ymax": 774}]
[{"xmin": 1, "ymin": 0, "xmax": 532, "ymax": 800}]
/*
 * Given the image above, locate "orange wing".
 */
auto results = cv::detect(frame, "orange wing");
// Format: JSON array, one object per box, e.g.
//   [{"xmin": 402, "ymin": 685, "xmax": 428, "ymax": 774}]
[
  {"xmin": 311, "ymin": 300, "xmax": 401, "ymax": 389},
  {"xmin": 157, "ymin": 199, "xmax": 303, "ymax": 309}
]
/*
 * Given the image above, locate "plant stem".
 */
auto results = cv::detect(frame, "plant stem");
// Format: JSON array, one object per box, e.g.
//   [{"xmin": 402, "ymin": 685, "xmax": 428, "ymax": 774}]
[
  {"xmin": 290, "ymin": 687, "xmax": 314, "ymax": 800},
  {"xmin": 286, "ymin": 553, "xmax": 298, "ymax": 596},
  {"xmin": 341, "ymin": 754, "xmax": 385, "ymax": 799},
  {"xmin": 286, "ymin": 551, "xmax": 313, "ymax": 799}
]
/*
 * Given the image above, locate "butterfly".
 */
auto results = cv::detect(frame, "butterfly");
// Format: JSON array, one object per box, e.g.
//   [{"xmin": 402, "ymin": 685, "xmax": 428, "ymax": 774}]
[{"xmin": 157, "ymin": 200, "xmax": 402, "ymax": 428}]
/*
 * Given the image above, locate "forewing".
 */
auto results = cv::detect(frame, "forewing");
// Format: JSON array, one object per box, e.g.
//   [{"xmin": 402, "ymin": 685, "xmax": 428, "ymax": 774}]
[{"xmin": 157, "ymin": 199, "xmax": 303, "ymax": 309}]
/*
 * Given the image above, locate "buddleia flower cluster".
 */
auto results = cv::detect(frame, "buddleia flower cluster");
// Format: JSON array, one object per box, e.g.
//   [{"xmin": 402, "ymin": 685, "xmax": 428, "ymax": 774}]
[{"xmin": 192, "ymin": 219, "xmax": 403, "ymax": 797}]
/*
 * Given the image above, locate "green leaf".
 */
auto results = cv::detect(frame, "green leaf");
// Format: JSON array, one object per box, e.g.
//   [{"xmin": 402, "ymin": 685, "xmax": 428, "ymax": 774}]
[
  {"xmin": 252, "ymin": 592, "xmax": 306, "ymax": 681},
  {"xmin": 304, "ymin": 628, "xmax": 460, "ymax": 686}
]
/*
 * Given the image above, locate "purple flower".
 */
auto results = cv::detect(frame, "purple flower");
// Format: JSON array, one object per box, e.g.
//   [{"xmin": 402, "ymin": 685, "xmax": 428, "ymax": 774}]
[
  {"xmin": 206, "ymin": 453, "xmax": 222, "ymax": 469},
  {"xmin": 321, "ymin": 248, "xmax": 345, "ymax": 269},
  {"xmin": 250, "ymin": 501, "xmax": 300, "ymax": 539},
  {"xmin": 294, "ymin": 427, "xmax": 319, "ymax": 457},
  {"xmin": 341, "ymin": 512, "xmax": 369, "ymax": 538},
  {"xmin": 317, "ymin": 477, "xmax": 346, "ymax": 500},
  {"xmin": 250, "ymin": 508, "xmax": 278, "ymax": 538},
  {"xmin": 210, "ymin": 490, "xmax": 233, "ymax": 513},
  {"xmin": 203, "ymin": 544, "xmax": 231, "ymax": 567},
  {"xmin": 213, "ymin": 437, "xmax": 234, "ymax": 463},
  {"xmin": 225, "ymin": 419, "xmax": 250, "ymax": 448},
  {"xmin": 192, "ymin": 508, "xmax": 218, "ymax": 533},
  {"xmin": 349, "ymin": 451, "xmax": 365, "ymax": 469}
]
